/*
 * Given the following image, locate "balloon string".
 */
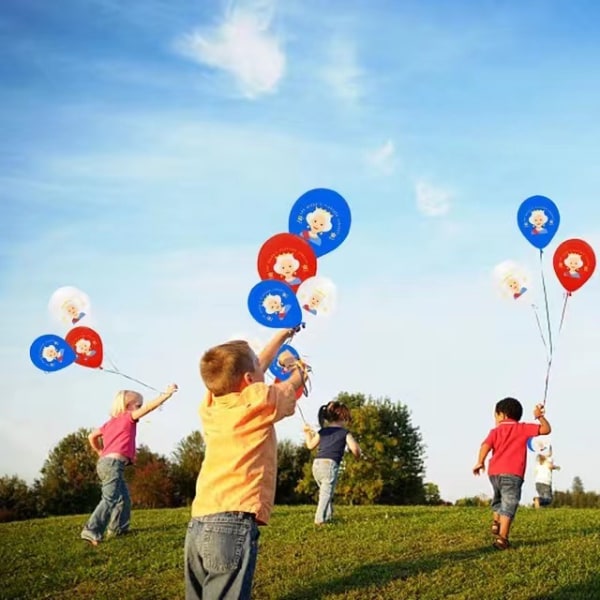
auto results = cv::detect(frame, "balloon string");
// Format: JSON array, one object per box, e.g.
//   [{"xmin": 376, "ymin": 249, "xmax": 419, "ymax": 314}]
[
  {"xmin": 297, "ymin": 404, "xmax": 308, "ymax": 425},
  {"xmin": 542, "ymin": 293, "xmax": 571, "ymax": 407},
  {"xmin": 539, "ymin": 249, "xmax": 554, "ymax": 357},
  {"xmin": 530, "ymin": 304, "xmax": 549, "ymax": 363},
  {"xmin": 100, "ymin": 367, "xmax": 159, "ymax": 392}
]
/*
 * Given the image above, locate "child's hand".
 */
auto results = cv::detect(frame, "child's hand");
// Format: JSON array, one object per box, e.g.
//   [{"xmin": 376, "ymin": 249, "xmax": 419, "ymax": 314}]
[
  {"xmin": 277, "ymin": 350, "xmax": 297, "ymax": 370},
  {"xmin": 165, "ymin": 383, "xmax": 179, "ymax": 395},
  {"xmin": 533, "ymin": 403, "xmax": 545, "ymax": 419},
  {"xmin": 303, "ymin": 424, "xmax": 314, "ymax": 435},
  {"xmin": 472, "ymin": 463, "xmax": 485, "ymax": 476}
]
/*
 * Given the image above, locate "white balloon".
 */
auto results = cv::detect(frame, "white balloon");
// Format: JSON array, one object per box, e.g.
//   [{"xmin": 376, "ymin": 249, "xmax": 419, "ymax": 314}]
[
  {"xmin": 48, "ymin": 286, "xmax": 91, "ymax": 326},
  {"xmin": 492, "ymin": 260, "xmax": 531, "ymax": 301},
  {"xmin": 296, "ymin": 276, "xmax": 337, "ymax": 318}
]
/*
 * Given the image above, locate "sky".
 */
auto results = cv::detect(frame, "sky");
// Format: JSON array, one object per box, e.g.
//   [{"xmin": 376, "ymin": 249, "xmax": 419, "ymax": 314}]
[{"xmin": 2, "ymin": 0, "xmax": 600, "ymax": 504}]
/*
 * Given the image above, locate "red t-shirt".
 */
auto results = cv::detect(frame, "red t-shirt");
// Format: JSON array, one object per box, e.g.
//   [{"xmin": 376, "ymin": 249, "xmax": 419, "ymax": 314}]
[{"xmin": 484, "ymin": 419, "xmax": 540, "ymax": 478}]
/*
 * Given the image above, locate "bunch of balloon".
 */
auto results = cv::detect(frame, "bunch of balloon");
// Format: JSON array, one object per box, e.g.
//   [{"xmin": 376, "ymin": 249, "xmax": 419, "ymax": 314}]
[
  {"xmin": 516, "ymin": 195, "xmax": 596, "ymax": 404},
  {"xmin": 246, "ymin": 188, "xmax": 352, "ymax": 394},
  {"xmin": 30, "ymin": 286, "xmax": 158, "ymax": 391},
  {"xmin": 30, "ymin": 286, "xmax": 102, "ymax": 374}
]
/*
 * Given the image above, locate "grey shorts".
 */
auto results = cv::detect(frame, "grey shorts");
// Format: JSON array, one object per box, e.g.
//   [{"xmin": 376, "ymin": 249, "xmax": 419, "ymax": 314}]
[{"xmin": 489, "ymin": 474, "xmax": 524, "ymax": 518}]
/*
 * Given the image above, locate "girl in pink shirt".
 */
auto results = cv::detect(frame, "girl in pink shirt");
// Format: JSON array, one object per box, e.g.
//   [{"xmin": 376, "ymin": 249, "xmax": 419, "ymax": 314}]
[{"xmin": 80, "ymin": 383, "xmax": 178, "ymax": 545}]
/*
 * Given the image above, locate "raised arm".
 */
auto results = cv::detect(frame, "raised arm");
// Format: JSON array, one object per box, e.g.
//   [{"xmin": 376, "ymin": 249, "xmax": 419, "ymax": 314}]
[
  {"xmin": 258, "ymin": 329, "xmax": 296, "ymax": 373},
  {"xmin": 131, "ymin": 383, "xmax": 178, "ymax": 421},
  {"xmin": 534, "ymin": 404, "xmax": 551, "ymax": 435}
]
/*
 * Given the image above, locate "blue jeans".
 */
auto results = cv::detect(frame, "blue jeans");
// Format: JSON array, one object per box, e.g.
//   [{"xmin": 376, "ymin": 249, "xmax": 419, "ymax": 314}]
[
  {"xmin": 536, "ymin": 482, "xmax": 553, "ymax": 506},
  {"xmin": 83, "ymin": 457, "xmax": 131, "ymax": 540},
  {"xmin": 489, "ymin": 474, "xmax": 523, "ymax": 519},
  {"xmin": 312, "ymin": 458, "xmax": 340, "ymax": 524},
  {"xmin": 184, "ymin": 512, "xmax": 259, "ymax": 600}
]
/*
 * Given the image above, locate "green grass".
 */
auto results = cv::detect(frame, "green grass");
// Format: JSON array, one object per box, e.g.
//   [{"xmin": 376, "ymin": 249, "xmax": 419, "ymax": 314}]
[{"xmin": 2, "ymin": 505, "xmax": 600, "ymax": 599}]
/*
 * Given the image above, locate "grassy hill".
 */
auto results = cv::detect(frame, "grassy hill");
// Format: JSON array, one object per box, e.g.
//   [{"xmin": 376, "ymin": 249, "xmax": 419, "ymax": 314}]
[{"xmin": 1, "ymin": 505, "xmax": 600, "ymax": 599}]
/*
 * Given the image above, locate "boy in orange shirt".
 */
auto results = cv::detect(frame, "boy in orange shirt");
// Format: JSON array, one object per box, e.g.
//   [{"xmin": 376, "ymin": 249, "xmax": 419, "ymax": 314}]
[{"xmin": 184, "ymin": 328, "xmax": 309, "ymax": 600}]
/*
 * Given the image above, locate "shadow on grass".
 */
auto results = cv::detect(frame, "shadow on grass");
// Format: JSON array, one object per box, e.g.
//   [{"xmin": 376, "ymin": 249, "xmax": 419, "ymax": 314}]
[
  {"xmin": 529, "ymin": 574, "xmax": 600, "ymax": 600},
  {"xmin": 278, "ymin": 545, "xmax": 492, "ymax": 600}
]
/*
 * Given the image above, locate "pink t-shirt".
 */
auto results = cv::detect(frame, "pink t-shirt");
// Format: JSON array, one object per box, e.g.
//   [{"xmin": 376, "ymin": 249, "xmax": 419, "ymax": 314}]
[
  {"xmin": 484, "ymin": 419, "xmax": 540, "ymax": 478},
  {"xmin": 100, "ymin": 412, "xmax": 138, "ymax": 462}
]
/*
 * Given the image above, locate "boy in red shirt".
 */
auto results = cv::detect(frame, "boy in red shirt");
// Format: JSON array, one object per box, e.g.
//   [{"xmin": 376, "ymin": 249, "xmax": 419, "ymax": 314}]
[{"xmin": 473, "ymin": 397, "xmax": 551, "ymax": 550}]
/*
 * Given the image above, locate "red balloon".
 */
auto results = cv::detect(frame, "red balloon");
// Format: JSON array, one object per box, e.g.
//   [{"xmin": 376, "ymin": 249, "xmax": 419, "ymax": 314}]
[
  {"xmin": 65, "ymin": 326, "xmax": 104, "ymax": 368},
  {"xmin": 274, "ymin": 377, "xmax": 303, "ymax": 399},
  {"xmin": 257, "ymin": 233, "xmax": 317, "ymax": 293},
  {"xmin": 552, "ymin": 238, "xmax": 596, "ymax": 293}
]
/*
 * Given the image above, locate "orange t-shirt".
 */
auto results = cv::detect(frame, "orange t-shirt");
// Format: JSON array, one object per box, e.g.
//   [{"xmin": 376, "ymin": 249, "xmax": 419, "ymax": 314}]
[{"xmin": 191, "ymin": 381, "xmax": 296, "ymax": 525}]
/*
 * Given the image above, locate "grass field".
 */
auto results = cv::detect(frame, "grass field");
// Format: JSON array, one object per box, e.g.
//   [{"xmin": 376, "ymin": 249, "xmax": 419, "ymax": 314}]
[{"xmin": 1, "ymin": 505, "xmax": 600, "ymax": 599}]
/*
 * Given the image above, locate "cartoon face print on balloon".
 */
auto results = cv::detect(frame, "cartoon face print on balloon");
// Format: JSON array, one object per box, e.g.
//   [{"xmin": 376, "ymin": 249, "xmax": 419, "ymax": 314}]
[
  {"xmin": 493, "ymin": 261, "xmax": 531, "ymax": 302},
  {"xmin": 257, "ymin": 233, "xmax": 317, "ymax": 293},
  {"xmin": 517, "ymin": 196, "xmax": 560, "ymax": 250},
  {"xmin": 289, "ymin": 189, "xmax": 352, "ymax": 258}
]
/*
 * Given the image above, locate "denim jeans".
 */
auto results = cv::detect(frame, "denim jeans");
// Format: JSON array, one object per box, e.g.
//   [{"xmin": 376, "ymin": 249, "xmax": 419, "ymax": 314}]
[
  {"xmin": 536, "ymin": 482, "xmax": 553, "ymax": 506},
  {"xmin": 489, "ymin": 474, "xmax": 523, "ymax": 519},
  {"xmin": 312, "ymin": 458, "xmax": 340, "ymax": 524},
  {"xmin": 82, "ymin": 457, "xmax": 131, "ymax": 540},
  {"xmin": 184, "ymin": 512, "xmax": 259, "ymax": 600}
]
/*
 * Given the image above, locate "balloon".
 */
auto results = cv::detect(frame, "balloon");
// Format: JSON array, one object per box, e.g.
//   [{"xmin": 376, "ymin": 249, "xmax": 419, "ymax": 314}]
[
  {"xmin": 527, "ymin": 436, "xmax": 552, "ymax": 456},
  {"xmin": 274, "ymin": 376, "xmax": 303, "ymax": 399},
  {"xmin": 517, "ymin": 195, "xmax": 560, "ymax": 249},
  {"xmin": 247, "ymin": 280, "xmax": 303, "ymax": 329},
  {"xmin": 268, "ymin": 344, "xmax": 300, "ymax": 381},
  {"xmin": 48, "ymin": 286, "xmax": 91, "ymax": 326},
  {"xmin": 65, "ymin": 326, "xmax": 104, "ymax": 368},
  {"xmin": 552, "ymin": 238, "xmax": 596, "ymax": 293},
  {"xmin": 30, "ymin": 334, "xmax": 76, "ymax": 372},
  {"xmin": 296, "ymin": 276, "xmax": 337, "ymax": 317},
  {"xmin": 492, "ymin": 260, "xmax": 531, "ymax": 301},
  {"xmin": 257, "ymin": 233, "xmax": 317, "ymax": 293},
  {"xmin": 288, "ymin": 188, "xmax": 351, "ymax": 257}
]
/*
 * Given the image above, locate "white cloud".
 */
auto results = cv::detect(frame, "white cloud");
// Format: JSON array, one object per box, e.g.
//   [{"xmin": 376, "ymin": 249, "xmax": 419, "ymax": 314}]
[
  {"xmin": 321, "ymin": 38, "xmax": 363, "ymax": 104},
  {"xmin": 175, "ymin": 0, "xmax": 285, "ymax": 98},
  {"xmin": 365, "ymin": 139, "xmax": 397, "ymax": 175},
  {"xmin": 415, "ymin": 179, "xmax": 452, "ymax": 217}
]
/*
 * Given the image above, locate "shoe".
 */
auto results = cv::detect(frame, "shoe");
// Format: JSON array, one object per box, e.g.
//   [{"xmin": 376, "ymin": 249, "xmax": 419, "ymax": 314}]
[
  {"xmin": 493, "ymin": 536, "xmax": 510, "ymax": 550},
  {"xmin": 80, "ymin": 529, "xmax": 100, "ymax": 546}
]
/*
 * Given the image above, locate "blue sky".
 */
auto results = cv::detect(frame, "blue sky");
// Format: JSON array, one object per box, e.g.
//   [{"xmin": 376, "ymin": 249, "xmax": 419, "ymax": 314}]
[{"xmin": 2, "ymin": 0, "xmax": 600, "ymax": 503}]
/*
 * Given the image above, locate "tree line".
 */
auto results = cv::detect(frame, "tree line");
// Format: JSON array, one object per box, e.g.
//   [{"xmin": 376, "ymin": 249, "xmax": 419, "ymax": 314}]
[{"xmin": 1, "ymin": 393, "xmax": 438, "ymax": 522}]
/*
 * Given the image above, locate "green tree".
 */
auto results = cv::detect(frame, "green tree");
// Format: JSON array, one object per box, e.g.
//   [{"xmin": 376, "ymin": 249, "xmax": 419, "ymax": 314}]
[
  {"xmin": 170, "ymin": 430, "xmax": 205, "ymax": 506},
  {"xmin": 37, "ymin": 428, "xmax": 99, "ymax": 516},
  {"xmin": 0, "ymin": 475, "xmax": 39, "ymax": 522},
  {"xmin": 276, "ymin": 440, "xmax": 312, "ymax": 504},
  {"xmin": 572, "ymin": 476, "xmax": 584, "ymax": 494},
  {"xmin": 298, "ymin": 393, "xmax": 426, "ymax": 505},
  {"xmin": 423, "ymin": 482, "xmax": 442, "ymax": 505}
]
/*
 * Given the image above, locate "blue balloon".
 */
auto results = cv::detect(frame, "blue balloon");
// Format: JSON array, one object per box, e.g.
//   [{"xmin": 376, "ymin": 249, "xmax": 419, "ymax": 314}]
[
  {"xmin": 30, "ymin": 334, "xmax": 76, "ymax": 372},
  {"xmin": 527, "ymin": 437, "xmax": 535, "ymax": 452},
  {"xmin": 289, "ymin": 188, "xmax": 351, "ymax": 257},
  {"xmin": 268, "ymin": 344, "xmax": 300, "ymax": 381},
  {"xmin": 248, "ymin": 281, "xmax": 303, "ymax": 329},
  {"xmin": 517, "ymin": 195, "xmax": 560, "ymax": 250}
]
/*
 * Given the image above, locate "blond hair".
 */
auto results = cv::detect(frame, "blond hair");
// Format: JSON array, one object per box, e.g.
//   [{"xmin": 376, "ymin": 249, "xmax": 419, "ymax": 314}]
[
  {"xmin": 110, "ymin": 390, "xmax": 143, "ymax": 417},
  {"xmin": 200, "ymin": 340, "xmax": 256, "ymax": 396}
]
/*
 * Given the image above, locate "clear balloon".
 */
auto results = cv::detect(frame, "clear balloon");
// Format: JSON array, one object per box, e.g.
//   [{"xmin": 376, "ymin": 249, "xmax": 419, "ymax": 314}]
[
  {"xmin": 492, "ymin": 260, "xmax": 531, "ymax": 301},
  {"xmin": 296, "ymin": 276, "xmax": 338, "ymax": 317},
  {"xmin": 48, "ymin": 286, "xmax": 91, "ymax": 326}
]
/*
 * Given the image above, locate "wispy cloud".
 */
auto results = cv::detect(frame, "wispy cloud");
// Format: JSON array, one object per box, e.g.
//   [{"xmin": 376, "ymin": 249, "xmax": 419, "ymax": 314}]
[
  {"xmin": 175, "ymin": 0, "xmax": 285, "ymax": 98},
  {"xmin": 415, "ymin": 179, "xmax": 453, "ymax": 217},
  {"xmin": 321, "ymin": 38, "xmax": 363, "ymax": 104},
  {"xmin": 365, "ymin": 139, "xmax": 397, "ymax": 175}
]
